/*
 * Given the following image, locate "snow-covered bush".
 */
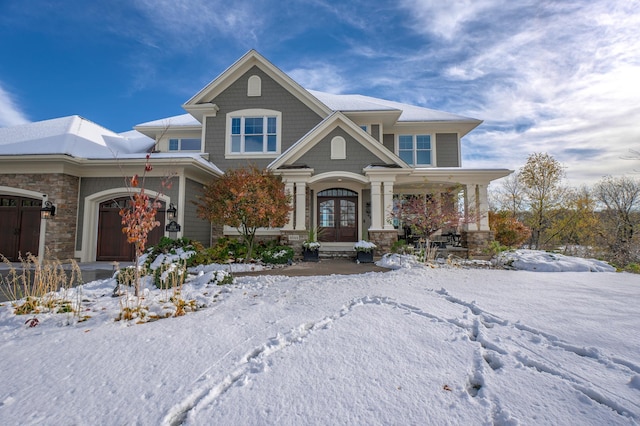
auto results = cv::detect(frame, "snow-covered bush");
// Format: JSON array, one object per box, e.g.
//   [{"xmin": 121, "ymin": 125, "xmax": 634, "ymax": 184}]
[
  {"xmin": 260, "ymin": 246, "xmax": 294, "ymax": 264},
  {"xmin": 209, "ymin": 270, "xmax": 234, "ymax": 285}
]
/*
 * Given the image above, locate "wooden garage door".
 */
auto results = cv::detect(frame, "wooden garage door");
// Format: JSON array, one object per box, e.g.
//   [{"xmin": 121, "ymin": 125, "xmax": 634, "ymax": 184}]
[
  {"xmin": 97, "ymin": 197, "xmax": 165, "ymax": 261},
  {"xmin": 0, "ymin": 196, "xmax": 42, "ymax": 261}
]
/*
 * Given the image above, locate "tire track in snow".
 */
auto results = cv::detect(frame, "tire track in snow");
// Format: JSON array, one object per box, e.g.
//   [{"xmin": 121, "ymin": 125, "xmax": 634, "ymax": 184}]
[{"xmin": 434, "ymin": 287, "xmax": 640, "ymax": 421}]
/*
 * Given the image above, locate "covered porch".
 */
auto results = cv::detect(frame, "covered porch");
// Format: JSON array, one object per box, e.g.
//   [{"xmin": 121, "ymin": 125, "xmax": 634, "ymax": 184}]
[{"xmin": 278, "ymin": 167, "xmax": 510, "ymax": 257}]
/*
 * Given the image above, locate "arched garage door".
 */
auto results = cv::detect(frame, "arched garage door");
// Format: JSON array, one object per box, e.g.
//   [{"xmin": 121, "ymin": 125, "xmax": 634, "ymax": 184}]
[
  {"xmin": 97, "ymin": 197, "xmax": 165, "ymax": 261},
  {"xmin": 0, "ymin": 195, "xmax": 42, "ymax": 261}
]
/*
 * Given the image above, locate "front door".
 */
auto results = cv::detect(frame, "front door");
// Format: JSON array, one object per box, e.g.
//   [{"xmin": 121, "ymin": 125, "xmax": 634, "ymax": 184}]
[
  {"xmin": 0, "ymin": 195, "xmax": 42, "ymax": 261},
  {"xmin": 317, "ymin": 189, "xmax": 358, "ymax": 242},
  {"xmin": 97, "ymin": 197, "xmax": 165, "ymax": 261}
]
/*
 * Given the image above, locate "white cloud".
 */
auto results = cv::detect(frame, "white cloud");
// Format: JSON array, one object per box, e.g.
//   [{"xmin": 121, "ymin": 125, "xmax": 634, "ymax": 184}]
[
  {"xmin": 287, "ymin": 64, "xmax": 349, "ymax": 94},
  {"xmin": 0, "ymin": 83, "xmax": 29, "ymax": 127},
  {"xmin": 399, "ymin": 0, "xmax": 501, "ymax": 40}
]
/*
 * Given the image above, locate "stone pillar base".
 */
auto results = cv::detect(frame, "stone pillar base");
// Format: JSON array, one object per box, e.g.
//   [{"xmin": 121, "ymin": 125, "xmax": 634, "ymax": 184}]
[
  {"xmin": 367, "ymin": 230, "xmax": 398, "ymax": 254},
  {"xmin": 461, "ymin": 231, "xmax": 494, "ymax": 257}
]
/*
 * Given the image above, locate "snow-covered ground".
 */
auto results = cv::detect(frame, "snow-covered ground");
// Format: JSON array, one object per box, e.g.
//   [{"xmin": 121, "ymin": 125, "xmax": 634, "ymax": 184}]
[{"xmin": 0, "ymin": 251, "xmax": 638, "ymax": 425}]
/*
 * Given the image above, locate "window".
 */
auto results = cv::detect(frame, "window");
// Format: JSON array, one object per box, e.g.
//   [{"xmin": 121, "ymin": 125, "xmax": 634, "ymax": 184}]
[
  {"xmin": 168, "ymin": 138, "xmax": 201, "ymax": 151},
  {"xmin": 227, "ymin": 109, "xmax": 281, "ymax": 156},
  {"xmin": 398, "ymin": 134, "xmax": 432, "ymax": 166}
]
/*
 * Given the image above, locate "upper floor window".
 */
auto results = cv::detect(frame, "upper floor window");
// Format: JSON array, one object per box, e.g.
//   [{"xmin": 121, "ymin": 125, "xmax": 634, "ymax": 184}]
[
  {"xmin": 169, "ymin": 138, "xmax": 201, "ymax": 151},
  {"xmin": 398, "ymin": 134, "xmax": 432, "ymax": 166},
  {"xmin": 226, "ymin": 109, "xmax": 282, "ymax": 156}
]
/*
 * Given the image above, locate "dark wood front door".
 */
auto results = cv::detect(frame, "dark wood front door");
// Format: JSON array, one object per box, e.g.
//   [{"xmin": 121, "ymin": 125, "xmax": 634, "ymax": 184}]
[
  {"xmin": 0, "ymin": 196, "xmax": 42, "ymax": 261},
  {"xmin": 97, "ymin": 197, "xmax": 165, "ymax": 261},
  {"xmin": 317, "ymin": 189, "xmax": 358, "ymax": 242}
]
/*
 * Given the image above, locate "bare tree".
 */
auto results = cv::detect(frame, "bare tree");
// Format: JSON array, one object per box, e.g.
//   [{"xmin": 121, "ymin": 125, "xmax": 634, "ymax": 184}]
[
  {"xmin": 593, "ymin": 175, "xmax": 640, "ymax": 264},
  {"xmin": 492, "ymin": 173, "xmax": 526, "ymax": 218}
]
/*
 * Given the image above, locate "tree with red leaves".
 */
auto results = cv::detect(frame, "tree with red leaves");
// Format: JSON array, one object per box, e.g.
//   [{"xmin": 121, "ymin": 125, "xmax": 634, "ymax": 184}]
[
  {"xmin": 196, "ymin": 166, "xmax": 291, "ymax": 262},
  {"xmin": 120, "ymin": 154, "xmax": 172, "ymax": 296}
]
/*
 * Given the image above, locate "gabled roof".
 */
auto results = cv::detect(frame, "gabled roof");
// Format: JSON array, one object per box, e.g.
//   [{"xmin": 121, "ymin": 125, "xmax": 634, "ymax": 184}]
[
  {"xmin": 269, "ymin": 112, "xmax": 409, "ymax": 170},
  {"xmin": 183, "ymin": 50, "xmax": 332, "ymax": 118},
  {"xmin": 0, "ymin": 115, "xmax": 155, "ymax": 158}
]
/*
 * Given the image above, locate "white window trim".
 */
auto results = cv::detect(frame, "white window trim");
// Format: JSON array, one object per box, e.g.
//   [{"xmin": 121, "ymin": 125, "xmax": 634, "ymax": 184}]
[
  {"xmin": 225, "ymin": 108, "xmax": 282, "ymax": 158},
  {"xmin": 397, "ymin": 134, "xmax": 435, "ymax": 167}
]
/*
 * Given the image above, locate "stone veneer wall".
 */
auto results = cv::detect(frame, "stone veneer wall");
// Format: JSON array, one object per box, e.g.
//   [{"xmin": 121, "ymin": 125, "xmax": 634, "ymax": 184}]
[
  {"xmin": 461, "ymin": 231, "xmax": 493, "ymax": 257},
  {"xmin": 367, "ymin": 230, "xmax": 398, "ymax": 255},
  {"xmin": 0, "ymin": 173, "xmax": 79, "ymax": 260}
]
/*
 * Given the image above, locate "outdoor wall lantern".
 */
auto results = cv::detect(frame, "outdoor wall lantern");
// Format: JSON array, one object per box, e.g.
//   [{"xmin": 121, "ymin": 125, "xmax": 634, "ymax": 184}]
[
  {"xmin": 167, "ymin": 203, "xmax": 177, "ymax": 220},
  {"xmin": 40, "ymin": 201, "xmax": 56, "ymax": 219}
]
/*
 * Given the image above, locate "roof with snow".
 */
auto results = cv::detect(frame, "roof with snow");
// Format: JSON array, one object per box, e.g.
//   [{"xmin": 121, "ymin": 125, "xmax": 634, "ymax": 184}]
[
  {"xmin": 307, "ymin": 90, "xmax": 480, "ymax": 123},
  {"xmin": 135, "ymin": 114, "xmax": 201, "ymax": 128},
  {"xmin": 134, "ymin": 90, "xmax": 480, "ymax": 130},
  {"xmin": 0, "ymin": 116, "xmax": 156, "ymax": 158}
]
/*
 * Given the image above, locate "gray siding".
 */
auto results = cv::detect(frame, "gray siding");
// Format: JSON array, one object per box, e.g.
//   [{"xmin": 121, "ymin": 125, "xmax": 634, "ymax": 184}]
[
  {"xmin": 296, "ymin": 127, "xmax": 382, "ymax": 175},
  {"xmin": 435, "ymin": 133, "xmax": 459, "ymax": 167},
  {"xmin": 203, "ymin": 66, "xmax": 324, "ymax": 171},
  {"xmin": 383, "ymin": 134, "xmax": 394, "ymax": 153},
  {"xmin": 183, "ymin": 178, "xmax": 211, "ymax": 245},
  {"xmin": 76, "ymin": 177, "xmax": 179, "ymax": 249}
]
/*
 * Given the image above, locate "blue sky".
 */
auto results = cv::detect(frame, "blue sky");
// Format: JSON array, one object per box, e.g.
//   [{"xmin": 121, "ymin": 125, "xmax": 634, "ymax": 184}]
[{"xmin": 1, "ymin": 0, "xmax": 639, "ymax": 185}]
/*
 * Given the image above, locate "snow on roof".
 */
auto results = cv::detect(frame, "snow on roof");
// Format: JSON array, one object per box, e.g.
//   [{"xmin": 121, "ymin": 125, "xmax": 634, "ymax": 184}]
[
  {"xmin": 135, "ymin": 113, "xmax": 200, "ymax": 128},
  {"xmin": 0, "ymin": 115, "xmax": 155, "ymax": 158},
  {"xmin": 308, "ymin": 89, "xmax": 480, "ymax": 123}
]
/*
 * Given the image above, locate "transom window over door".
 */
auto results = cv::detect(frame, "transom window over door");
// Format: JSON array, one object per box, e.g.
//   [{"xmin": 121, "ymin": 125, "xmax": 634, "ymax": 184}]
[
  {"xmin": 317, "ymin": 189, "xmax": 358, "ymax": 242},
  {"xmin": 398, "ymin": 134, "xmax": 432, "ymax": 166},
  {"xmin": 226, "ymin": 109, "xmax": 282, "ymax": 156}
]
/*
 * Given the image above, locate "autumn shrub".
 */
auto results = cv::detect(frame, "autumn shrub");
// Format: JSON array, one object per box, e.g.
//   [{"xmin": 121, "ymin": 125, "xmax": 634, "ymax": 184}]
[
  {"xmin": 489, "ymin": 211, "xmax": 531, "ymax": 248},
  {"xmin": 196, "ymin": 166, "xmax": 292, "ymax": 262}
]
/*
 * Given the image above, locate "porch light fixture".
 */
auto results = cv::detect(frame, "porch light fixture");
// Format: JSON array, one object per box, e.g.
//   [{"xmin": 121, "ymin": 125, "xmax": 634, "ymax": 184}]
[
  {"xmin": 40, "ymin": 201, "xmax": 56, "ymax": 219},
  {"xmin": 167, "ymin": 203, "xmax": 177, "ymax": 220}
]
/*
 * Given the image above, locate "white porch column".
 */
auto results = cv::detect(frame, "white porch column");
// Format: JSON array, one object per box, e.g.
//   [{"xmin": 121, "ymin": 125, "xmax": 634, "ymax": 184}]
[
  {"xmin": 464, "ymin": 184, "xmax": 478, "ymax": 231},
  {"xmin": 283, "ymin": 181, "xmax": 294, "ymax": 230},
  {"xmin": 477, "ymin": 184, "xmax": 490, "ymax": 231},
  {"xmin": 370, "ymin": 180, "xmax": 382, "ymax": 230},
  {"xmin": 383, "ymin": 180, "xmax": 394, "ymax": 230},
  {"xmin": 295, "ymin": 181, "xmax": 306, "ymax": 231}
]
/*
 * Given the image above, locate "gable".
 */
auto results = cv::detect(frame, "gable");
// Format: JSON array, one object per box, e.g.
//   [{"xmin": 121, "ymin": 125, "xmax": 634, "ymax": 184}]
[
  {"xmin": 295, "ymin": 127, "xmax": 385, "ymax": 175},
  {"xmin": 200, "ymin": 66, "xmax": 326, "ymax": 171},
  {"xmin": 184, "ymin": 50, "xmax": 330, "ymax": 118},
  {"xmin": 269, "ymin": 112, "xmax": 408, "ymax": 173}
]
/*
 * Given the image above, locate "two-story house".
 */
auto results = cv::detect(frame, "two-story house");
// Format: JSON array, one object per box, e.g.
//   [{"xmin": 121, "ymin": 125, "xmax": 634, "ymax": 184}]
[{"xmin": 0, "ymin": 50, "xmax": 510, "ymax": 262}]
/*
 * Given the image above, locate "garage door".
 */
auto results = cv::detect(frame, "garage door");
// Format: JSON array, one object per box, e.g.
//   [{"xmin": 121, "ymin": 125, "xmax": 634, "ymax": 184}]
[
  {"xmin": 0, "ymin": 196, "xmax": 42, "ymax": 261},
  {"xmin": 96, "ymin": 197, "xmax": 165, "ymax": 261}
]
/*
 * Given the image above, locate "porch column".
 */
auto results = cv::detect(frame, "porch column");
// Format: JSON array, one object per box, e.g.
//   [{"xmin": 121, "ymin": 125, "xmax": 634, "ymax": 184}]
[
  {"xmin": 477, "ymin": 184, "xmax": 490, "ymax": 231},
  {"xmin": 464, "ymin": 184, "xmax": 478, "ymax": 231},
  {"xmin": 295, "ymin": 181, "xmax": 306, "ymax": 231},
  {"xmin": 383, "ymin": 180, "xmax": 394, "ymax": 230},
  {"xmin": 370, "ymin": 180, "xmax": 382, "ymax": 230},
  {"xmin": 283, "ymin": 181, "xmax": 294, "ymax": 230}
]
